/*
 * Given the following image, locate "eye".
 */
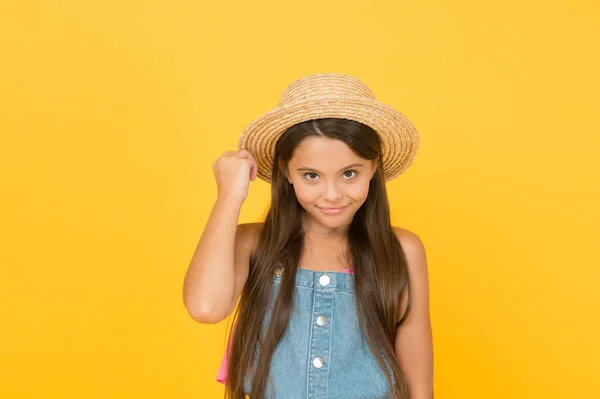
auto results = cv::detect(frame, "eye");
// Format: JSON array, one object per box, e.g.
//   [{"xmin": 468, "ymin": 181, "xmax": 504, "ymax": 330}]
[
  {"xmin": 342, "ymin": 170, "xmax": 359, "ymax": 179},
  {"xmin": 304, "ymin": 172, "xmax": 319, "ymax": 181}
]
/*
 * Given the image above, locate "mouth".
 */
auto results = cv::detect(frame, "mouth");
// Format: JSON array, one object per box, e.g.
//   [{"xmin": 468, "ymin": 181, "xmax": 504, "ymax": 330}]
[{"xmin": 318, "ymin": 206, "xmax": 347, "ymax": 215}]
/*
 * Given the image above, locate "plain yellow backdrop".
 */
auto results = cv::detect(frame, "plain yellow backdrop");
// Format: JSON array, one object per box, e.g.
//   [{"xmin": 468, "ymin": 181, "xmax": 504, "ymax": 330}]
[{"xmin": 1, "ymin": 1, "xmax": 599, "ymax": 398}]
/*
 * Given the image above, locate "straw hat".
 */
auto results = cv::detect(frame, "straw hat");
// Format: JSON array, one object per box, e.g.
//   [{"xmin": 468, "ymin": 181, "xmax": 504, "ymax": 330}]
[{"xmin": 237, "ymin": 72, "xmax": 420, "ymax": 182}]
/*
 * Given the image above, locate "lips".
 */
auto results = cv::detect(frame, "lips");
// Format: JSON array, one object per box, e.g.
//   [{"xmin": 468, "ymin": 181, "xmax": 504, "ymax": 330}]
[{"xmin": 318, "ymin": 206, "xmax": 347, "ymax": 215}]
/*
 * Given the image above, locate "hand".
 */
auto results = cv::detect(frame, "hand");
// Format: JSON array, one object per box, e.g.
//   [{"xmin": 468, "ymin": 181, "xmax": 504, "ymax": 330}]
[{"xmin": 212, "ymin": 149, "xmax": 258, "ymax": 202}]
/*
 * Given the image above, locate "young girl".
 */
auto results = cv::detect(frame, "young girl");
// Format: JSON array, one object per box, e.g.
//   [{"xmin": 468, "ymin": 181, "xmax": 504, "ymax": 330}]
[{"xmin": 183, "ymin": 73, "xmax": 433, "ymax": 399}]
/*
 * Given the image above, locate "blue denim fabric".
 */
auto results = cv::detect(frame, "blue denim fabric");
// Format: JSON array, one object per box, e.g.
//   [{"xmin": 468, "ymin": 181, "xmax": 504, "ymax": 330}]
[{"xmin": 243, "ymin": 268, "xmax": 393, "ymax": 398}]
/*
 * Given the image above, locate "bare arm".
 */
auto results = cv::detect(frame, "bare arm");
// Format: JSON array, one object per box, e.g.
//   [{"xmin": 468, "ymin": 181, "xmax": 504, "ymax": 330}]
[
  {"xmin": 183, "ymin": 196, "xmax": 243, "ymax": 323},
  {"xmin": 182, "ymin": 149, "xmax": 258, "ymax": 324},
  {"xmin": 393, "ymin": 227, "xmax": 434, "ymax": 398}
]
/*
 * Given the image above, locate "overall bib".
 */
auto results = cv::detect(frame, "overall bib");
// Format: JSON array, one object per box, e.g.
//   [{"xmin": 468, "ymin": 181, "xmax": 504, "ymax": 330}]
[{"xmin": 241, "ymin": 267, "xmax": 394, "ymax": 398}]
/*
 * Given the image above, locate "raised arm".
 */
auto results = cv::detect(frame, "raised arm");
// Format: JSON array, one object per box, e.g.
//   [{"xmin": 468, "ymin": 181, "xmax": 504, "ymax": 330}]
[{"xmin": 182, "ymin": 149, "xmax": 258, "ymax": 324}]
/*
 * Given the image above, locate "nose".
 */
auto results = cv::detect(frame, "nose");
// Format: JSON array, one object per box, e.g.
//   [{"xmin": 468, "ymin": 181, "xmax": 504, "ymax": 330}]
[{"xmin": 323, "ymin": 181, "xmax": 343, "ymax": 202}]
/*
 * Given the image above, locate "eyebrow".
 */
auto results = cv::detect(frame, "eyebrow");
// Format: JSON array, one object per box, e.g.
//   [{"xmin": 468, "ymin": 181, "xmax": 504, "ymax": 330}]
[{"xmin": 296, "ymin": 163, "xmax": 364, "ymax": 173}]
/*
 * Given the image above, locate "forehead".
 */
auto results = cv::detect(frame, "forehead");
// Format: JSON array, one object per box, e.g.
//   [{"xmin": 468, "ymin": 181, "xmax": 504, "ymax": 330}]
[{"xmin": 290, "ymin": 136, "xmax": 364, "ymax": 167}]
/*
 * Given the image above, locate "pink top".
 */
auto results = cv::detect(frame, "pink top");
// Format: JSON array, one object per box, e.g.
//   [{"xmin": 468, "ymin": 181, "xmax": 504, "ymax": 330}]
[{"xmin": 216, "ymin": 267, "xmax": 355, "ymax": 385}]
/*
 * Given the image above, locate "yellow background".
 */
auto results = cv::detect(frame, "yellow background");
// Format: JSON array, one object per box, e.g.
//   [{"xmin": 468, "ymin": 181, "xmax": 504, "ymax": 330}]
[{"xmin": 1, "ymin": 1, "xmax": 599, "ymax": 398}]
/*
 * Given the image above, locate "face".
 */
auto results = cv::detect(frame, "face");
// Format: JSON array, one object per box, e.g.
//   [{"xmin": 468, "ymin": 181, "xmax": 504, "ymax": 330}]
[{"xmin": 281, "ymin": 135, "xmax": 378, "ymax": 235}]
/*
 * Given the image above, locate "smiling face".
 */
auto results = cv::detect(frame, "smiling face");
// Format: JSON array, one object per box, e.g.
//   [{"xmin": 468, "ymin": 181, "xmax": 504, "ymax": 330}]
[{"xmin": 280, "ymin": 135, "xmax": 378, "ymax": 235}]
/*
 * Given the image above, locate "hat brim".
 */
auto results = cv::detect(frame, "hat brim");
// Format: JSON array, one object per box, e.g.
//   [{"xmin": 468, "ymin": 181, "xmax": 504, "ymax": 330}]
[{"xmin": 237, "ymin": 96, "xmax": 419, "ymax": 183}]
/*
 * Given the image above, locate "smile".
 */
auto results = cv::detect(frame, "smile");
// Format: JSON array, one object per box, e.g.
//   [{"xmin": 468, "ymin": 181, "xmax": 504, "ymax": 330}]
[{"xmin": 319, "ymin": 206, "xmax": 347, "ymax": 215}]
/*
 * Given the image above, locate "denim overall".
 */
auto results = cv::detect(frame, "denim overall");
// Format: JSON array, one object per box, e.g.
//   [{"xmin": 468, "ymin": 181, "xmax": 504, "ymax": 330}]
[{"xmin": 243, "ymin": 267, "xmax": 394, "ymax": 398}]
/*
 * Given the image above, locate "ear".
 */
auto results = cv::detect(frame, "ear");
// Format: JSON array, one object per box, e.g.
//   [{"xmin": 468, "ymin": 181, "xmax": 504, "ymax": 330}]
[{"xmin": 370, "ymin": 159, "xmax": 379, "ymax": 179}]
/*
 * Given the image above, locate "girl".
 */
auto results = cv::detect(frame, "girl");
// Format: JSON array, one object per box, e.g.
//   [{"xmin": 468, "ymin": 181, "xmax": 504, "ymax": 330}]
[{"xmin": 183, "ymin": 73, "xmax": 433, "ymax": 399}]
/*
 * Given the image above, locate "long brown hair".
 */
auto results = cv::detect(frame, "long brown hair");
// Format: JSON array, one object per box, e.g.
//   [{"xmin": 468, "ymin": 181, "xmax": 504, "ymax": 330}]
[{"xmin": 225, "ymin": 118, "xmax": 412, "ymax": 398}]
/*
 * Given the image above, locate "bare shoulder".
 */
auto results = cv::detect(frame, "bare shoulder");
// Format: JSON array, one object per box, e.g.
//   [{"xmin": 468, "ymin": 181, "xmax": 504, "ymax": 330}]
[
  {"xmin": 392, "ymin": 226, "xmax": 426, "ymax": 258},
  {"xmin": 391, "ymin": 226, "xmax": 429, "ymax": 282},
  {"xmin": 236, "ymin": 221, "xmax": 264, "ymax": 252}
]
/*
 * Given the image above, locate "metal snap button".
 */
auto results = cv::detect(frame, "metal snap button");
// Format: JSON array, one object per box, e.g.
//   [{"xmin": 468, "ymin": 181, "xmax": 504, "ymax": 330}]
[
  {"xmin": 317, "ymin": 315, "xmax": 328, "ymax": 327},
  {"xmin": 274, "ymin": 265, "xmax": 284, "ymax": 276},
  {"xmin": 318, "ymin": 275, "xmax": 330, "ymax": 286},
  {"xmin": 313, "ymin": 357, "xmax": 324, "ymax": 368}
]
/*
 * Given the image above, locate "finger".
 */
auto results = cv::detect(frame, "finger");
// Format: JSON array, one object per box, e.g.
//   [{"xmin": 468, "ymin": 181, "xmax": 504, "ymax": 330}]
[{"xmin": 241, "ymin": 150, "xmax": 256, "ymax": 162}]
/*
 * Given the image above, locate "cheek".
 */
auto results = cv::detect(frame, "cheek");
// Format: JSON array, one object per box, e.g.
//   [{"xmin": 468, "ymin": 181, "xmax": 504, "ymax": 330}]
[
  {"xmin": 347, "ymin": 184, "xmax": 370, "ymax": 202},
  {"xmin": 293, "ymin": 185, "xmax": 320, "ymax": 204}
]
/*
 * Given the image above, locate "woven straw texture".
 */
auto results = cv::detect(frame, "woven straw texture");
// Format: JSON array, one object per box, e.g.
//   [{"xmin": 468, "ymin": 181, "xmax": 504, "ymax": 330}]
[{"xmin": 237, "ymin": 73, "xmax": 420, "ymax": 183}]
